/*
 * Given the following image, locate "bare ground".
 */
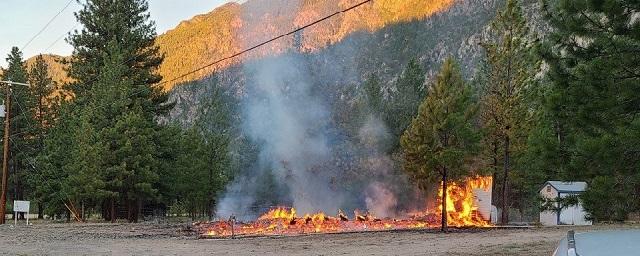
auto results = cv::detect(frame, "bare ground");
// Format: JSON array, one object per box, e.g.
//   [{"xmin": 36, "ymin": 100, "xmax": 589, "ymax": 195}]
[{"xmin": 0, "ymin": 221, "xmax": 638, "ymax": 256}]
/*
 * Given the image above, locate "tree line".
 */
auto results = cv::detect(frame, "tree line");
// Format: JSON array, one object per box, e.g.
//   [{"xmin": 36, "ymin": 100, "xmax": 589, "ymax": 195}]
[
  {"xmin": 0, "ymin": 0, "xmax": 637, "ymax": 225},
  {"xmin": 0, "ymin": 0, "xmax": 230, "ymax": 222},
  {"xmin": 398, "ymin": 0, "xmax": 639, "ymax": 230}
]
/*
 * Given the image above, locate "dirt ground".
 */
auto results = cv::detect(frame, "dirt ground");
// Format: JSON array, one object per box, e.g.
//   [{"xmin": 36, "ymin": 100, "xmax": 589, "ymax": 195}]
[{"xmin": 0, "ymin": 221, "xmax": 638, "ymax": 256}]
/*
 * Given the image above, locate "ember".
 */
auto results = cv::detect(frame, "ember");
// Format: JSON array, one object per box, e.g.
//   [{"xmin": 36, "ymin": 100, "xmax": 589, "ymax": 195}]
[{"xmin": 197, "ymin": 176, "xmax": 492, "ymax": 238}]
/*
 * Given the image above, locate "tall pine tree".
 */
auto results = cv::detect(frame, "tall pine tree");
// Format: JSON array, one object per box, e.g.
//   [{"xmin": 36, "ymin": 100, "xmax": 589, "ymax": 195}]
[
  {"xmin": 27, "ymin": 55, "xmax": 58, "ymax": 218},
  {"xmin": 389, "ymin": 59, "xmax": 426, "ymax": 145},
  {"xmin": 401, "ymin": 58, "xmax": 479, "ymax": 231},
  {"xmin": 479, "ymin": 0, "xmax": 537, "ymax": 224},
  {"xmin": 1, "ymin": 47, "xmax": 36, "ymax": 219},
  {"xmin": 67, "ymin": 0, "xmax": 167, "ymax": 114},
  {"xmin": 52, "ymin": 0, "xmax": 172, "ymax": 222}
]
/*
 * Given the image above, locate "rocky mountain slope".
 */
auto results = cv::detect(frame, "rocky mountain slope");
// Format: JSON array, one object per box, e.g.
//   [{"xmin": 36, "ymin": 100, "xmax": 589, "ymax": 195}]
[
  {"xmin": 165, "ymin": 0, "xmax": 530, "ymax": 126},
  {"xmin": 156, "ymin": 0, "xmax": 456, "ymax": 90}
]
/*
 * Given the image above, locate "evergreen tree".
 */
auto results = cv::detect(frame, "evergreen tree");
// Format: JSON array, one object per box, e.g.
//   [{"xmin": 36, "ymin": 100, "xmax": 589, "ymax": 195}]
[
  {"xmin": 64, "ymin": 108, "xmax": 109, "ymax": 220},
  {"xmin": 56, "ymin": 0, "xmax": 173, "ymax": 222},
  {"xmin": 400, "ymin": 58, "xmax": 479, "ymax": 231},
  {"xmin": 67, "ymin": 0, "xmax": 167, "ymax": 114},
  {"xmin": 32, "ymin": 102, "xmax": 76, "ymax": 217},
  {"xmin": 1, "ymin": 47, "xmax": 35, "ymax": 218},
  {"xmin": 539, "ymin": 0, "xmax": 640, "ymax": 220},
  {"xmin": 194, "ymin": 86, "xmax": 232, "ymax": 219},
  {"xmin": 27, "ymin": 55, "xmax": 58, "ymax": 218},
  {"xmin": 174, "ymin": 127, "xmax": 209, "ymax": 219},
  {"xmin": 479, "ymin": 0, "xmax": 536, "ymax": 224},
  {"xmin": 389, "ymin": 59, "xmax": 426, "ymax": 144},
  {"xmin": 362, "ymin": 74, "xmax": 384, "ymax": 115},
  {"xmin": 104, "ymin": 106, "xmax": 158, "ymax": 222}
]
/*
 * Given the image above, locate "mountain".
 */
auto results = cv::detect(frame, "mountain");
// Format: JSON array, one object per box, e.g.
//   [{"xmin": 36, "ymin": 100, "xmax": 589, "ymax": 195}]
[
  {"xmin": 9, "ymin": 0, "xmax": 544, "ymax": 115},
  {"xmin": 165, "ymin": 0, "xmax": 539, "ymax": 125},
  {"xmin": 13, "ymin": 0, "xmax": 458, "ymax": 91},
  {"xmin": 24, "ymin": 54, "xmax": 71, "ymax": 85},
  {"xmin": 156, "ymin": 0, "xmax": 456, "ymax": 90},
  {"xmin": 0, "ymin": 54, "xmax": 70, "ymax": 85}
]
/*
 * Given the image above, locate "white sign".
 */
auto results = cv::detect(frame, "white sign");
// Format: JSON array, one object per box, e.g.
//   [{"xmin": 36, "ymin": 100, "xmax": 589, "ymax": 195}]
[
  {"xmin": 13, "ymin": 200, "xmax": 30, "ymax": 226},
  {"xmin": 14, "ymin": 200, "xmax": 30, "ymax": 213}
]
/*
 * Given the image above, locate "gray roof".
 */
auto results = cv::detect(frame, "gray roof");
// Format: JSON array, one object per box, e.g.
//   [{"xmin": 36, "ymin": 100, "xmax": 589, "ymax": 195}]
[{"xmin": 542, "ymin": 181, "xmax": 588, "ymax": 193}]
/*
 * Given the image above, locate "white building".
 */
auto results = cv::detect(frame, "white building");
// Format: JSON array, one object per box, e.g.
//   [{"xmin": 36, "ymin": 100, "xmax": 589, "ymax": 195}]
[{"xmin": 539, "ymin": 181, "xmax": 592, "ymax": 226}]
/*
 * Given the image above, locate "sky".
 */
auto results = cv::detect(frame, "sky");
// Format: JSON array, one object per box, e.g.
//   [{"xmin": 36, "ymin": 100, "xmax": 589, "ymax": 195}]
[{"xmin": 0, "ymin": 0, "xmax": 239, "ymax": 68}]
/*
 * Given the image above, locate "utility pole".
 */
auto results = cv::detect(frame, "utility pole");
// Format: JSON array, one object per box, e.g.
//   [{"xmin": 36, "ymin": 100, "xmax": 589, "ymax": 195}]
[{"xmin": 0, "ymin": 81, "xmax": 29, "ymax": 225}]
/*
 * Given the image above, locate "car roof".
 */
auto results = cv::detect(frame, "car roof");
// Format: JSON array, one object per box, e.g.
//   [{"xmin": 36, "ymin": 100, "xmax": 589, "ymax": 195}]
[{"xmin": 554, "ymin": 230, "xmax": 640, "ymax": 256}]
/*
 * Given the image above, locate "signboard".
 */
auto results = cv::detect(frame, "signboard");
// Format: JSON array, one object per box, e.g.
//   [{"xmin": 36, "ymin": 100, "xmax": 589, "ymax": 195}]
[
  {"xmin": 13, "ymin": 200, "xmax": 30, "ymax": 226},
  {"xmin": 14, "ymin": 200, "xmax": 30, "ymax": 213}
]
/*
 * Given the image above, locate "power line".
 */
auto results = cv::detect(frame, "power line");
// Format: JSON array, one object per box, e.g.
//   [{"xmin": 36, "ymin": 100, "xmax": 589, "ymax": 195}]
[
  {"xmin": 21, "ymin": 0, "xmax": 75, "ymax": 51},
  {"xmin": 29, "ymin": 0, "xmax": 374, "ymax": 107},
  {"xmin": 158, "ymin": 0, "xmax": 374, "ymax": 87},
  {"xmin": 44, "ymin": 23, "xmax": 78, "ymax": 53}
]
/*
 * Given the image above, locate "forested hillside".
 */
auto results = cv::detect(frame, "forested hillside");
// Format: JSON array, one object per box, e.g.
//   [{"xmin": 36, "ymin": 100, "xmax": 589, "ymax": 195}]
[
  {"xmin": 166, "ymin": 0, "xmax": 520, "ymax": 126},
  {"xmin": 8, "ymin": 1, "xmax": 458, "ymax": 92},
  {"xmin": 156, "ymin": 0, "xmax": 456, "ymax": 90}
]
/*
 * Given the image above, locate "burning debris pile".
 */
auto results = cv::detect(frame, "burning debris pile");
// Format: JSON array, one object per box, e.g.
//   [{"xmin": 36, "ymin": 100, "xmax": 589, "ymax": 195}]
[{"xmin": 196, "ymin": 176, "xmax": 492, "ymax": 238}]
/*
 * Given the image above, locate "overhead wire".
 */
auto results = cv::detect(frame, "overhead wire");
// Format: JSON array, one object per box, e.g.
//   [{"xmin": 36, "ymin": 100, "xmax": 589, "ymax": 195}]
[
  {"xmin": 56, "ymin": 0, "xmax": 375, "ymax": 110},
  {"xmin": 12, "ymin": 0, "xmax": 375, "ymax": 115},
  {"xmin": 157, "ymin": 0, "xmax": 374, "ymax": 87},
  {"xmin": 21, "ymin": 0, "xmax": 75, "ymax": 51},
  {"xmin": 44, "ymin": 23, "xmax": 79, "ymax": 53}
]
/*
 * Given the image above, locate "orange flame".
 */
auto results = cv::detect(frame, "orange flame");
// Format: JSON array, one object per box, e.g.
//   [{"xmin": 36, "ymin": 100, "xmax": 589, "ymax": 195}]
[
  {"xmin": 437, "ymin": 176, "xmax": 492, "ymax": 227},
  {"xmin": 197, "ymin": 176, "xmax": 493, "ymax": 238}
]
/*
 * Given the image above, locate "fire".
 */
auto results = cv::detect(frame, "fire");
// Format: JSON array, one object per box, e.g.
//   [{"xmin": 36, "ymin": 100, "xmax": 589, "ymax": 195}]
[
  {"xmin": 258, "ymin": 207, "xmax": 297, "ymax": 221},
  {"xmin": 196, "ymin": 176, "xmax": 492, "ymax": 238},
  {"xmin": 438, "ymin": 176, "xmax": 492, "ymax": 227}
]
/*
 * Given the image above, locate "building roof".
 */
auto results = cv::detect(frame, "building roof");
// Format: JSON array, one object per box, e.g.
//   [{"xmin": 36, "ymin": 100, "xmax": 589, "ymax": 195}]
[{"xmin": 542, "ymin": 181, "xmax": 588, "ymax": 193}]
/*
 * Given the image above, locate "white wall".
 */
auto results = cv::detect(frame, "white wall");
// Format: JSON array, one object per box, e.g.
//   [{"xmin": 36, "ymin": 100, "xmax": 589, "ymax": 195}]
[
  {"xmin": 558, "ymin": 194, "xmax": 592, "ymax": 226},
  {"xmin": 540, "ymin": 184, "xmax": 559, "ymax": 225},
  {"xmin": 539, "ymin": 185, "xmax": 592, "ymax": 226}
]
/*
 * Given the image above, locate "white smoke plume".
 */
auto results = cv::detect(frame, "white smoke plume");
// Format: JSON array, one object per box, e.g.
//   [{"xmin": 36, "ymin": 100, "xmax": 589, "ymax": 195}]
[{"xmin": 214, "ymin": 1, "xmax": 417, "ymax": 220}]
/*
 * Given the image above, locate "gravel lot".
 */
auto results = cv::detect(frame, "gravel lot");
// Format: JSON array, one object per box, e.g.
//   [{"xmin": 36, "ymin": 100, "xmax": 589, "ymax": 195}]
[{"xmin": 0, "ymin": 221, "xmax": 638, "ymax": 255}]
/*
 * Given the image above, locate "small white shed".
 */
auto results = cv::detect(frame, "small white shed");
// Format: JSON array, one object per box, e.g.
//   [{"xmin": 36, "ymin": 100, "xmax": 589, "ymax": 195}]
[{"xmin": 539, "ymin": 181, "xmax": 592, "ymax": 226}]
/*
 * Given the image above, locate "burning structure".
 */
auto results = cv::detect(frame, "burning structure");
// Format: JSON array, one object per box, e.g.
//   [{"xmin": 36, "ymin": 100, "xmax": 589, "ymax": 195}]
[{"xmin": 197, "ymin": 176, "xmax": 492, "ymax": 238}]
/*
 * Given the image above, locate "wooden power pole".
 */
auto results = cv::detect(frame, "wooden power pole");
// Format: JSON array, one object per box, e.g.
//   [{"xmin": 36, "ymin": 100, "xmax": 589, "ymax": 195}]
[
  {"xmin": 0, "ymin": 81, "xmax": 28, "ymax": 225},
  {"xmin": 0, "ymin": 81, "xmax": 11, "ymax": 224}
]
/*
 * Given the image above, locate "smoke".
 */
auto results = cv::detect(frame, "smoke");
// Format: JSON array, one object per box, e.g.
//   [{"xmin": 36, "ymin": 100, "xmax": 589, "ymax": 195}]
[
  {"xmin": 214, "ymin": 1, "xmax": 417, "ymax": 220},
  {"xmin": 216, "ymin": 54, "xmax": 346, "ymax": 219},
  {"xmin": 365, "ymin": 182, "xmax": 398, "ymax": 218}
]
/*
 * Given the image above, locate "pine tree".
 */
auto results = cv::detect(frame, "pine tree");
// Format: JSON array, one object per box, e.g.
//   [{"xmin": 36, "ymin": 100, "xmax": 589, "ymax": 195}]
[
  {"xmin": 65, "ymin": 108, "xmax": 109, "ymax": 220},
  {"xmin": 400, "ymin": 58, "xmax": 479, "ymax": 231},
  {"xmin": 194, "ymin": 85, "xmax": 232, "ymax": 219},
  {"xmin": 539, "ymin": 0, "xmax": 640, "ymax": 220},
  {"xmin": 33, "ymin": 102, "xmax": 76, "ymax": 217},
  {"xmin": 1, "ymin": 47, "xmax": 36, "ymax": 218},
  {"xmin": 389, "ymin": 58, "xmax": 426, "ymax": 144},
  {"xmin": 479, "ymin": 0, "xmax": 536, "ymax": 224},
  {"xmin": 67, "ymin": 0, "xmax": 168, "ymax": 114},
  {"xmin": 104, "ymin": 106, "xmax": 158, "ymax": 222},
  {"xmin": 59, "ymin": 0, "xmax": 173, "ymax": 222},
  {"xmin": 27, "ymin": 55, "xmax": 58, "ymax": 218},
  {"xmin": 174, "ymin": 127, "xmax": 209, "ymax": 219}
]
